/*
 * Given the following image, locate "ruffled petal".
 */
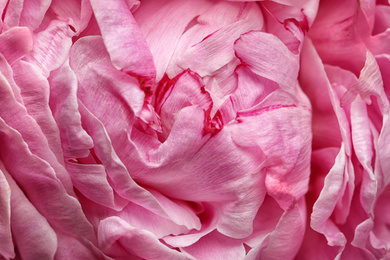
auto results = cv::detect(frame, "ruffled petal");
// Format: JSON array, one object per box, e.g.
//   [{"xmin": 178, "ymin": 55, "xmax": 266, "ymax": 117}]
[
  {"xmin": 90, "ymin": 0, "xmax": 155, "ymax": 80},
  {"xmin": 48, "ymin": 59, "xmax": 93, "ymax": 159},
  {"xmin": 24, "ymin": 20, "xmax": 74, "ymax": 77},
  {"xmin": 1, "ymin": 162, "xmax": 57, "ymax": 260},
  {"xmin": 98, "ymin": 216, "xmax": 187, "ymax": 260}
]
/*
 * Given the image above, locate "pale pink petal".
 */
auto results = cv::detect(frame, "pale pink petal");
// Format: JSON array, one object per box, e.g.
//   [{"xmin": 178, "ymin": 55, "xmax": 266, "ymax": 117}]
[
  {"xmin": 166, "ymin": 1, "xmax": 263, "ymax": 78},
  {"xmin": 24, "ymin": 20, "xmax": 74, "ymax": 77},
  {"xmin": 13, "ymin": 60, "xmax": 64, "ymax": 163},
  {"xmin": 155, "ymin": 70, "xmax": 212, "ymax": 139},
  {"xmin": 48, "ymin": 59, "xmax": 94, "ymax": 159},
  {"xmin": 133, "ymin": 0, "xmax": 212, "ymax": 81},
  {"xmin": 89, "ymin": 0, "xmax": 155, "ymax": 81},
  {"xmin": 245, "ymin": 199, "xmax": 306, "ymax": 260},
  {"xmin": 70, "ymin": 35, "xmax": 145, "ymax": 123},
  {"xmin": 77, "ymin": 103, "xmax": 171, "ymax": 219},
  {"xmin": 98, "ymin": 216, "xmax": 187, "ymax": 260},
  {"xmin": 232, "ymin": 103, "xmax": 312, "ymax": 210},
  {"xmin": 0, "ymin": 118, "xmax": 96, "ymax": 243},
  {"xmin": 350, "ymin": 97, "xmax": 377, "ymax": 214},
  {"xmin": 49, "ymin": 0, "xmax": 93, "ymax": 34},
  {"xmin": 65, "ymin": 162, "xmax": 119, "ymax": 210},
  {"xmin": 341, "ymin": 51, "xmax": 387, "ymax": 107},
  {"xmin": 1, "ymin": 0, "xmax": 23, "ymax": 31},
  {"xmin": 310, "ymin": 145, "xmax": 348, "ymax": 247},
  {"xmin": 0, "ymin": 26, "xmax": 33, "ymax": 65},
  {"xmin": 181, "ymin": 230, "xmax": 246, "ymax": 260},
  {"xmin": 234, "ymin": 30, "xmax": 299, "ymax": 94},
  {"xmin": 243, "ymin": 195, "xmax": 283, "ymax": 248},
  {"xmin": 1, "ymin": 162, "xmax": 57, "ymax": 260},
  {"xmin": 116, "ymin": 200, "xmax": 195, "ymax": 238},
  {"xmin": 178, "ymin": 19, "xmax": 261, "ymax": 78},
  {"xmin": 163, "ymin": 203, "xmax": 219, "ymax": 247},
  {"xmin": 0, "ymin": 166, "xmax": 14, "ymax": 259},
  {"xmin": 19, "ymin": 0, "xmax": 51, "ymax": 31},
  {"xmin": 260, "ymin": 1, "xmax": 313, "ymax": 54},
  {"xmin": 231, "ymin": 65, "xmax": 279, "ymax": 112},
  {"xmin": 0, "ymin": 67, "xmax": 73, "ymax": 193}
]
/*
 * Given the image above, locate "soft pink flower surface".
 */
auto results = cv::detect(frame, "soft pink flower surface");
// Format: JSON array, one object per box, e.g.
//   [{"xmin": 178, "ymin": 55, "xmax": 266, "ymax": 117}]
[{"xmin": 0, "ymin": 0, "xmax": 389, "ymax": 259}]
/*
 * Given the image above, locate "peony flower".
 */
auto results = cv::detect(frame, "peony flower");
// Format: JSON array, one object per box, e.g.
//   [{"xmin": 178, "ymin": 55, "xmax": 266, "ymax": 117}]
[{"xmin": 0, "ymin": 0, "xmax": 389, "ymax": 259}]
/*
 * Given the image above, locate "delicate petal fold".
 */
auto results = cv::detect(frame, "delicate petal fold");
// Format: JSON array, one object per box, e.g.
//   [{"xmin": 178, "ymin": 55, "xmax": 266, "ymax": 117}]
[{"xmin": 98, "ymin": 216, "xmax": 187, "ymax": 260}]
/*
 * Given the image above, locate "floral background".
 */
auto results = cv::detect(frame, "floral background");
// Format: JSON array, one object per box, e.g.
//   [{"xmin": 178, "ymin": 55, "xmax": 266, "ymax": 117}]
[{"xmin": 0, "ymin": 0, "xmax": 389, "ymax": 259}]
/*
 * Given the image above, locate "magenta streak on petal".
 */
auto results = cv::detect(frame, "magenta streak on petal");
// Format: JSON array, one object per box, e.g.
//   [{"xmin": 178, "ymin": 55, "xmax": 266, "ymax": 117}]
[
  {"xmin": 284, "ymin": 14, "xmax": 309, "ymax": 35},
  {"xmin": 236, "ymin": 104, "xmax": 298, "ymax": 119}
]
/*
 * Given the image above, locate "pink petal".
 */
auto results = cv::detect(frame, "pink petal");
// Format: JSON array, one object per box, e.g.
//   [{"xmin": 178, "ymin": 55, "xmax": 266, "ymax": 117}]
[
  {"xmin": 155, "ymin": 70, "xmax": 212, "ymax": 139},
  {"xmin": 340, "ymin": 52, "xmax": 387, "ymax": 106},
  {"xmin": 1, "ymin": 163, "xmax": 57, "ymax": 260},
  {"xmin": 0, "ymin": 66, "xmax": 74, "ymax": 193},
  {"xmin": 310, "ymin": 146, "xmax": 348, "ymax": 247},
  {"xmin": 243, "ymin": 195, "xmax": 283, "ymax": 248},
  {"xmin": 24, "ymin": 20, "xmax": 74, "ymax": 77},
  {"xmin": 48, "ymin": 59, "xmax": 94, "ymax": 159},
  {"xmin": 133, "ymin": 0, "xmax": 212, "ymax": 81},
  {"xmin": 65, "ymin": 161, "xmax": 119, "ymax": 210},
  {"xmin": 350, "ymin": 97, "xmax": 376, "ymax": 214},
  {"xmin": 19, "ymin": 0, "xmax": 51, "ymax": 31},
  {"xmin": 0, "ymin": 118, "xmax": 96, "ymax": 243},
  {"xmin": 55, "ymin": 233, "xmax": 111, "ymax": 260},
  {"xmin": 163, "ymin": 203, "xmax": 219, "ymax": 247},
  {"xmin": 245, "ymin": 199, "xmax": 306, "ymax": 260},
  {"xmin": 232, "ymin": 103, "xmax": 312, "ymax": 210},
  {"xmin": 373, "ymin": 5, "xmax": 390, "ymax": 35},
  {"xmin": 231, "ymin": 65, "xmax": 279, "ymax": 112},
  {"xmin": 70, "ymin": 36, "xmax": 145, "ymax": 123},
  {"xmin": 178, "ymin": 19, "xmax": 262, "ymax": 77},
  {"xmin": 308, "ymin": 0, "xmax": 367, "ymax": 74},
  {"xmin": 90, "ymin": 0, "xmax": 156, "ymax": 81},
  {"xmin": 181, "ymin": 230, "xmax": 246, "ymax": 260},
  {"xmin": 98, "ymin": 216, "xmax": 187, "ymax": 260},
  {"xmin": 0, "ymin": 165, "xmax": 14, "ymax": 259},
  {"xmin": 49, "ymin": 0, "xmax": 93, "ymax": 34},
  {"xmin": 1, "ymin": 0, "xmax": 23, "ymax": 31},
  {"xmin": 166, "ymin": 1, "xmax": 263, "ymax": 78},
  {"xmin": 123, "ymin": 105, "xmax": 266, "ymax": 238},
  {"xmin": 13, "ymin": 60, "xmax": 64, "ymax": 163},
  {"xmin": 0, "ymin": 53, "xmax": 24, "ymax": 104},
  {"xmin": 0, "ymin": 26, "xmax": 33, "ymax": 65},
  {"xmin": 77, "ymin": 103, "xmax": 171, "ymax": 219},
  {"xmin": 234, "ymin": 30, "xmax": 299, "ymax": 93},
  {"xmin": 299, "ymin": 38, "xmax": 342, "ymax": 149}
]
